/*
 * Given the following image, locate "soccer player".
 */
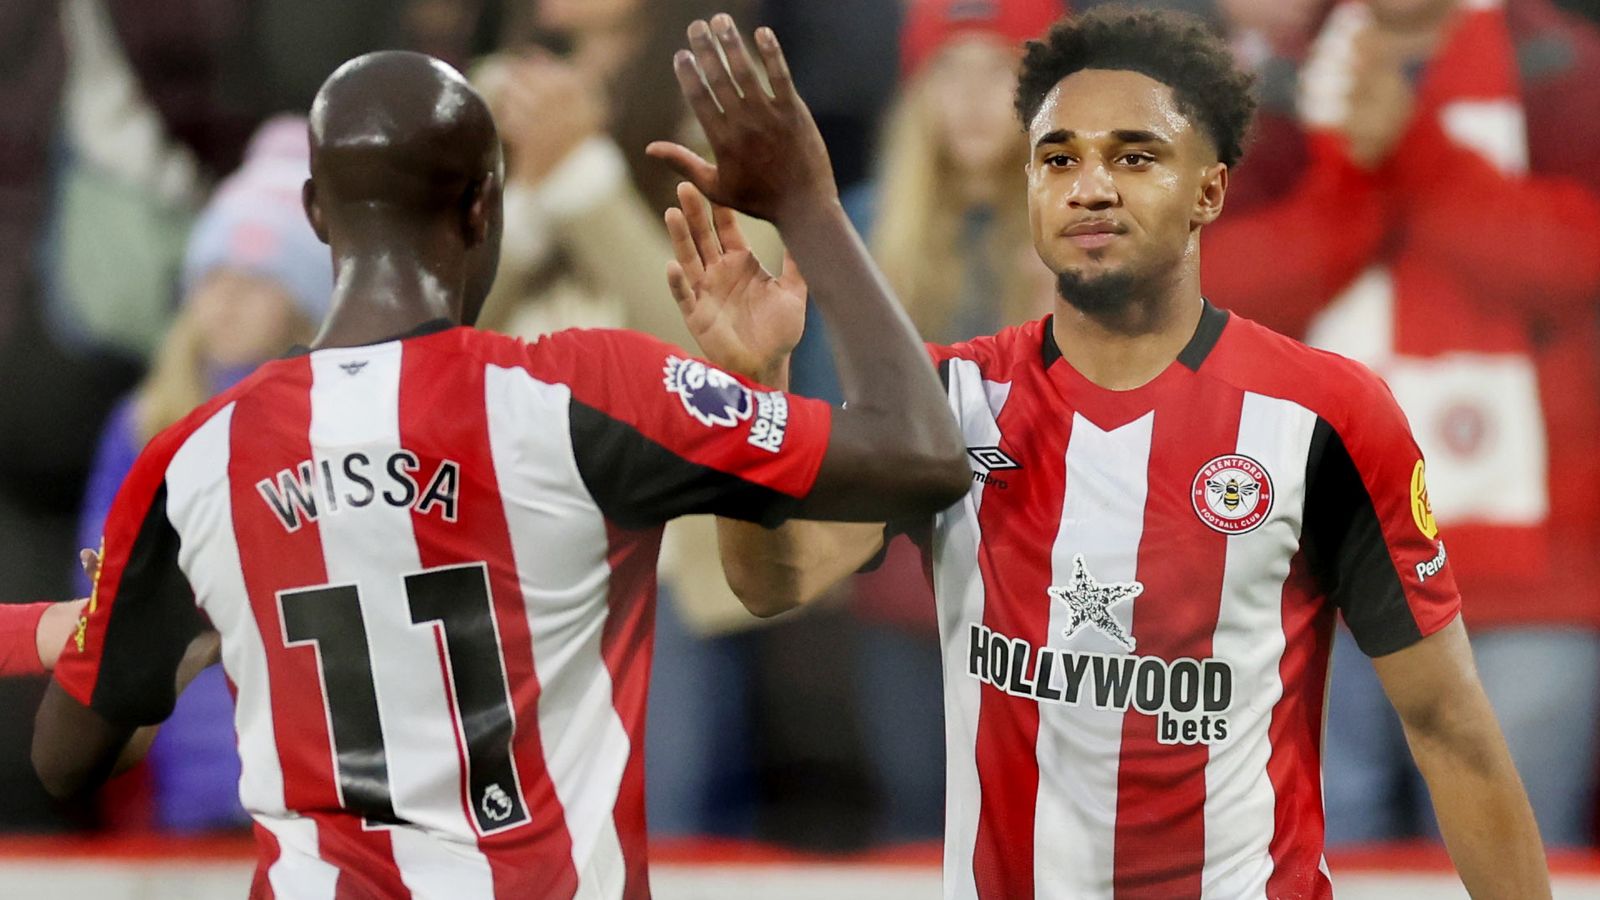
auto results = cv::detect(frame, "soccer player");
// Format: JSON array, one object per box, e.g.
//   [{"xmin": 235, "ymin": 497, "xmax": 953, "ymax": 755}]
[
  {"xmin": 32, "ymin": 35, "xmax": 967, "ymax": 898},
  {"xmin": 669, "ymin": 9, "xmax": 1550, "ymax": 898}
]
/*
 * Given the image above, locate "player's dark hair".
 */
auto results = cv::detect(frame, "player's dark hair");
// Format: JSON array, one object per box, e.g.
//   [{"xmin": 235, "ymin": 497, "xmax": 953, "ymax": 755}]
[{"xmin": 1014, "ymin": 6, "xmax": 1257, "ymax": 167}]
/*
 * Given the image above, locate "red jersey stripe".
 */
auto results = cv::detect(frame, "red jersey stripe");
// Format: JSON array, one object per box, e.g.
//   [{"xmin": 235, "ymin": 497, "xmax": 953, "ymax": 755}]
[
  {"xmin": 600, "ymin": 520, "xmax": 663, "ymax": 900},
  {"xmin": 398, "ymin": 345, "xmax": 580, "ymax": 899},
  {"xmin": 1265, "ymin": 551, "xmax": 1336, "ymax": 900},
  {"xmin": 970, "ymin": 395, "xmax": 1072, "ymax": 899},
  {"xmin": 1111, "ymin": 382, "xmax": 1242, "ymax": 897}
]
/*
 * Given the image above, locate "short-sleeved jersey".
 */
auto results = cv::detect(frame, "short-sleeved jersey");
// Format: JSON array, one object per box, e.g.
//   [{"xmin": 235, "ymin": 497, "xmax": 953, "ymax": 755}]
[
  {"xmin": 919, "ymin": 304, "xmax": 1459, "ymax": 900},
  {"xmin": 53, "ymin": 321, "xmax": 831, "ymax": 900}
]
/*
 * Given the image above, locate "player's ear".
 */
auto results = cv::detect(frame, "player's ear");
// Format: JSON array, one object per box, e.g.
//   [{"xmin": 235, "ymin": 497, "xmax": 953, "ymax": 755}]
[
  {"xmin": 302, "ymin": 179, "xmax": 329, "ymax": 244},
  {"xmin": 463, "ymin": 171, "xmax": 500, "ymax": 248},
  {"xmin": 1193, "ymin": 162, "xmax": 1227, "ymax": 228}
]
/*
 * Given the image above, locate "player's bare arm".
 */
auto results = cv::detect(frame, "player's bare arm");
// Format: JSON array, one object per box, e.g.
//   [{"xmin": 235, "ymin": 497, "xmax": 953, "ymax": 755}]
[
  {"xmin": 33, "ymin": 625, "xmax": 221, "ymax": 799},
  {"xmin": 34, "ymin": 599, "xmax": 88, "ymax": 672},
  {"xmin": 1375, "ymin": 618, "xmax": 1551, "ymax": 899},
  {"xmin": 664, "ymin": 189, "xmax": 887, "ymax": 614},
  {"xmin": 647, "ymin": 15, "xmax": 967, "ymax": 524}
]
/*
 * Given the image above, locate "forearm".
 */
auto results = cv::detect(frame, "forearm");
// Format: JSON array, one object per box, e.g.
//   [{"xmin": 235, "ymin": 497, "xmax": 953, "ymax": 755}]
[
  {"xmin": 718, "ymin": 517, "xmax": 883, "ymax": 614},
  {"xmin": 1407, "ymin": 716, "xmax": 1548, "ymax": 899},
  {"xmin": 773, "ymin": 200, "xmax": 962, "ymax": 473}
]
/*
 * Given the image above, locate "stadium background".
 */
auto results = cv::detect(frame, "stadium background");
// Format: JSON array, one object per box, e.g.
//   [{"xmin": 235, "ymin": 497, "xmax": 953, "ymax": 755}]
[{"xmin": 4, "ymin": 0, "xmax": 1600, "ymax": 895}]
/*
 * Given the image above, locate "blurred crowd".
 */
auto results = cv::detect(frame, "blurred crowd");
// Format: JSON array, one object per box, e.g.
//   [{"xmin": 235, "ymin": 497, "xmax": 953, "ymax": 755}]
[{"xmin": 3, "ymin": 0, "xmax": 1600, "ymax": 854}]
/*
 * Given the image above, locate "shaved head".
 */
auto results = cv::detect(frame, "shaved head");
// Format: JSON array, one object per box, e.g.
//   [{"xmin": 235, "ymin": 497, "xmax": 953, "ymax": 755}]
[
  {"xmin": 310, "ymin": 51, "xmax": 499, "ymax": 213},
  {"xmin": 304, "ymin": 51, "xmax": 503, "ymax": 326}
]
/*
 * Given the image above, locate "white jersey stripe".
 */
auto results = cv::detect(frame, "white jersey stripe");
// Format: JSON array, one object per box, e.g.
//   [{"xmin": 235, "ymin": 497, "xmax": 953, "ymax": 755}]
[
  {"xmin": 935, "ymin": 360, "xmax": 1006, "ymax": 900},
  {"xmin": 485, "ymin": 364, "xmax": 629, "ymax": 899},
  {"xmin": 388, "ymin": 823, "xmax": 497, "ymax": 899},
  {"xmin": 1035, "ymin": 412, "xmax": 1154, "ymax": 899},
  {"xmin": 1200, "ymin": 393, "xmax": 1318, "ymax": 898},
  {"xmin": 261, "ymin": 817, "xmax": 340, "ymax": 900},
  {"xmin": 307, "ymin": 345, "xmax": 497, "ymax": 893},
  {"xmin": 164, "ymin": 404, "xmax": 290, "ymax": 818},
  {"xmin": 165, "ymin": 404, "xmax": 339, "ymax": 895}
]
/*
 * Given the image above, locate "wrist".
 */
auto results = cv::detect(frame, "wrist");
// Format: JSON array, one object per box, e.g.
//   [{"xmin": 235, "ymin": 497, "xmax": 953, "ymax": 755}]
[
  {"xmin": 772, "ymin": 192, "xmax": 845, "ymax": 231},
  {"xmin": 753, "ymin": 357, "xmax": 791, "ymax": 390}
]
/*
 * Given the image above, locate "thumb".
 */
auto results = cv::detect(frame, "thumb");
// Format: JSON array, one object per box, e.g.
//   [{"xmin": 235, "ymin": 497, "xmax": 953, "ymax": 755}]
[
  {"xmin": 646, "ymin": 141, "xmax": 719, "ymax": 199},
  {"xmin": 777, "ymin": 250, "xmax": 807, "ymax": 296}
]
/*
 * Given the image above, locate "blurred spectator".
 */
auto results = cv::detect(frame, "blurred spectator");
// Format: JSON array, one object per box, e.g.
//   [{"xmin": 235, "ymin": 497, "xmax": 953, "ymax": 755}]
[
  {"xmin": 246, "ymin": 0, "xmax": 502, "ymax": 121},
  {"xmin": 787, "ymin": 0, "xmax": 1061, "ymax": 843},
  {"xmin": 45, "ymin": 0, "xmax": 259, "ymax": 360},
  {"xmin": 75, "ymin": 117, "xmax": 330, "ymax": 833},
  {"xmin": 1206, "ymin": 0, "xmax": 1600, "ymax": 846},
  {"xmin": 755, "ymin": 0, "xmax": 905, "ymax": 190},
  {"xmin": 473, "ymin": 0, "xmax": 795, "ymax": 839}
]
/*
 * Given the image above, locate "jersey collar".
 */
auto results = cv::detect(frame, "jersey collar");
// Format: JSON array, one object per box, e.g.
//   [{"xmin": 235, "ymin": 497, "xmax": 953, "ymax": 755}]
[
  {"xmin": 1040, "ymin": 299, "xmax": 1229, "ymax": 374},
  {"xmin": 285, "ymin": 318, "xmax": 458, "ymax": 357}
]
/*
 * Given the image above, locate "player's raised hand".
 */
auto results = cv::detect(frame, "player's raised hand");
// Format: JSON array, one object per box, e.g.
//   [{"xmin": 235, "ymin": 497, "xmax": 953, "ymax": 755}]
[
  {"xmin": 665, "ymin": 183, "xmax": 807, "ymax": 384},
  {"xmin": 646, "ymin": 15, "xmax": 838, "ymax": 224}
]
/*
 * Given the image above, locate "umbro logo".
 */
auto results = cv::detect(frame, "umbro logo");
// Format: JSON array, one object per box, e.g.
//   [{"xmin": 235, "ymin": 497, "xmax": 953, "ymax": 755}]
[
  {"xmin": 339, "ymin": 361, "xmax": 369, "ymax": 376},
  {"xmin": 968, "ymin": 446, "xmax": 1019, "ymax": 489}
]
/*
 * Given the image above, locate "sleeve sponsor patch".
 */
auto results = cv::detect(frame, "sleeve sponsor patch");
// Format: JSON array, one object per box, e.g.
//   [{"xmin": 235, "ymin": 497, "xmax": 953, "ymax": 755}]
[
  {"xmin": 663, "ymin": 356, "xmax": 753, "ymax": 428},
  {"xmin": 1411, "ymin": 459, "xmax": 1439, "ymax": 539},
  {"xmin": 748, "ymin": 391, "xmax": 789, "ymax": 454}
]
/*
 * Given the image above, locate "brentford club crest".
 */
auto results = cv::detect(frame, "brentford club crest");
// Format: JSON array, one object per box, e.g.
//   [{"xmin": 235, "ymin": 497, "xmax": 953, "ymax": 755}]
[{"xmin": 1192, "ymin": 454, "xmax": 1273, "ymax": 535}]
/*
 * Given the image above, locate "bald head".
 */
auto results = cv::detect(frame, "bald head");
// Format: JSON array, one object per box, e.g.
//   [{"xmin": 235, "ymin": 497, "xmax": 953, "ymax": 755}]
[
  {"xmin": 309, "ymin": 51, "xmax": 500, "ymax": 213},
  {"xmin": 304, "ymin": 51, "xmax": 503, "ymax": 326}
]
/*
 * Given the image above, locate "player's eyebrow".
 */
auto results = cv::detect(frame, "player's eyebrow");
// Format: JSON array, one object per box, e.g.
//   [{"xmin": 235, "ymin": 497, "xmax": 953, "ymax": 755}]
[
  {"xmin": 1112, "ymin": 129, "xmax": 1170, "ymax": 146},
  {"xmin": 1033, "ymin": 129, "xmax": 1173, "ymax": 149},
  {"xmin": 1034, "ymin": 129, "xmax": 1072, "ymax": 149}
]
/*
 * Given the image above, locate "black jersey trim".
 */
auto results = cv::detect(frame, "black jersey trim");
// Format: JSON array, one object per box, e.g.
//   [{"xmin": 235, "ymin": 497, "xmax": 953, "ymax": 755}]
[
  {"xmin": 1041, "ymin": 315, "xmax": 1062, "ymax": 369},
  {"xmin": 1177, "ymin": 300, "xmax": 1230, "ymax": 372},
  {"xmin": 90, "ymin": 484, "xmax": 207, "ymax": 726},
  {"xmin": 1302, "ymin": 417, "xmax": 1423, "ymax": 657},
  {"xmin": 569, "ymin": 399, "xmax": 801, "ymax": 530},
  {"xmin": 1039, "ymin": 301, "xmax": 1228, "ymax": 373}
]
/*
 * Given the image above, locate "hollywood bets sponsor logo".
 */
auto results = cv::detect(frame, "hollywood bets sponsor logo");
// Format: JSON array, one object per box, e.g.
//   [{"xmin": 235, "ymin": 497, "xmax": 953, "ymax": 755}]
[
  {"xmin": 1192, "ymin": 454, "xmax": 1273, "ymax": 535},
  {"xmin": 967, "ymin": 624, "xmax": 1235, "ymax": 745}
]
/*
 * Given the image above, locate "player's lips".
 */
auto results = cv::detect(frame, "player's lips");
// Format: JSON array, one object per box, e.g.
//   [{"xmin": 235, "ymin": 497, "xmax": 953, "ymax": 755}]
[{"xmin": 1061, "ymin": 220, "xmax": 1126, "ymax": 249}]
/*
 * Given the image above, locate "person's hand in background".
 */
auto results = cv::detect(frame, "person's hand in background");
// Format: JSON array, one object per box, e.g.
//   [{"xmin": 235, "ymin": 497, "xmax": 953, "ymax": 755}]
[
  {"xmin": 496, "ymin": 52, "xmax": 609, "ymax": 187},
  {"xmin": 1339, "ymin": 23, "xmax": 1416, "ymax": 169}
]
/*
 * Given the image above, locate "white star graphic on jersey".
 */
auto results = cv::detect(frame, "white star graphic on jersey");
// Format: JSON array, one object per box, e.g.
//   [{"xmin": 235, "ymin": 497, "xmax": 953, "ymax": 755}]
[{"xmin": 1048, "ymin": 554, "xmax": 1142, "ymax": 652}]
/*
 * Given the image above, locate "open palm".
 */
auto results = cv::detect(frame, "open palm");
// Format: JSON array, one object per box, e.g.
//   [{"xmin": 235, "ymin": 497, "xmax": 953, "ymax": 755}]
[{"xmin": 666, "ymin": 183, "xmax": 807, "ymax": 383}]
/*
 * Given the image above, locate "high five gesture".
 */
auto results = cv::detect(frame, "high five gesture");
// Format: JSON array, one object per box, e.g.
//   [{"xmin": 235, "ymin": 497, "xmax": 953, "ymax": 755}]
[{"xmin": 647, "ymin": 18, "xmax": 836, "ymax": 224}]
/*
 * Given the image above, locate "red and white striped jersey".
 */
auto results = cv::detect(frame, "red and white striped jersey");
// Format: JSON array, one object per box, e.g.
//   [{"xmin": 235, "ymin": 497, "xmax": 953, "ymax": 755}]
[
  {"xmin": 918, "ymin": 304, "xmax": 1460, "ymax": 899},
  {"xmin": 54, "ymin": 321, "xmax": 831, "ymax": 900}
]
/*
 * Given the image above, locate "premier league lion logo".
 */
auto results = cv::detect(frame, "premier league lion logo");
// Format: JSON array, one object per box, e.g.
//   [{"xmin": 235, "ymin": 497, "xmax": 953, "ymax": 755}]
[{"xmin": 664, "ymin": 356, "xmax": 753, "ymax": 428}]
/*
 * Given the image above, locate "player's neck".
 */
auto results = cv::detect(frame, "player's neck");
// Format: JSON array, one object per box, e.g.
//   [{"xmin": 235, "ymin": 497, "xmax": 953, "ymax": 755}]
[
  {"xmin": 1051, "ymin": 271, "xmax": 1205, "ymax": 392},
  {"xmin": 311, "ymin": 232, "xmax": 464, "ymax": 350}
]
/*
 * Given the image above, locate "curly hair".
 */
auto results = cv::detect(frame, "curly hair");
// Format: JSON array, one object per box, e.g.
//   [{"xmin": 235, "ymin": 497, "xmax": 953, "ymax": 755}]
[{"xmin": 1014, "ymin": 6, "xmax": 1257, "ymax": 167}]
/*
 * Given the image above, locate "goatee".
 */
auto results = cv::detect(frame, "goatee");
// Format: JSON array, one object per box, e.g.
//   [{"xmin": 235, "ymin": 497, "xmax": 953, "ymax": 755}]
[{"xmin": 1056, "ymin": 269, "xmax": 1139, "ymax": 314}]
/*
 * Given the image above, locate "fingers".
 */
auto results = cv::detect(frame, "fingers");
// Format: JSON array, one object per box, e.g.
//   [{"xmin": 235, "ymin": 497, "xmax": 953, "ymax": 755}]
[
  {"xmin": 711, "ymin": 203, "xmax": 749, "ymax": 253},
  {"xmin": 670, "ymin": 48, "xmax": 724, "ymax": 139},
  {"xmin": 664, "ymin": 205, "xmax": 705, "ymax": 284},
  {"xmin": 676, "ymin": 181, "xmax": 723, "ymax": 265},
  {"xmin": 645, "ymin": 141, "xmax": 718, "ymax": 195},
  {"xmin": 710, "ymin": 13, "xmax": 765, "ymax": 102},
  {"xmin": 665, "ymin": 260, "xmax": 696, "ymax": 313},
  {"xmin": 688, "ymin": 20, "xmax": 740, "ymax": 112},
  {"xmin": 79, "ymin": 548, "xmax": 100, "ymax": 580},
  {"xmin": 753, "ymin": 27, "xmax": 798, "ymax": 105}
]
